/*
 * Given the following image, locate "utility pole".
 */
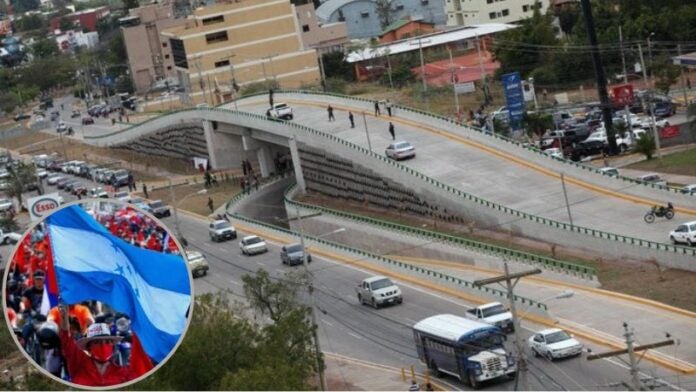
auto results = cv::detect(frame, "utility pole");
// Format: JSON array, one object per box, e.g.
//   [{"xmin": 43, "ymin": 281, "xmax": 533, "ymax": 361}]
[
  {"xmin": 678, "ymin": 45, "xmax": 688, "ymax": 107},
  {"xmin": 587, "ymin": 322, "xmax": 674, "ymax": 391},
  {"xmin": 638, "ymin": 44, "xmax": 663, "ymax": 162},
  {"xmin": 474, "ymin": 264, "xmax": 542, "ymax": 391},
  {"xmin": 362, "ymin": 112, "xmax": 372, "ymax": 152},
  {"xmin": 579, "ymin": 0, "xmax": 617, "ymax": 154},
  {"xmin": 448, "ymin": 47, "xmax": 460, "ymax": 116},
  {"xmin": 475, "ymin": 34, "xmax": 488, "ymax": 105},
  {"xmin": 560, "ymin": 173, "xmax": 573, "ymax": 227},
  {"xmin": 193, "ymin": 57, "xmax": 207, "ymax": 105},
  {"xmin": 409, "ymin": 38, "xmax": 428, "ymax": 92},
  {"xmin": 385, "ymin": 51, "xmax": 394, "ymax": 90},
  {"xmin": 227, "ymin": 56, "xmax": 238, "ymax": 110},
  {"xmin": 618, "ymin": 26, "xmax": 633, "ymax": 132},
  {"xmin": 294, "ymin": 205, "xmax": 328, "ymax": 391},
  {"xmin": 317, "ymin": 49, "xmax": 327, "ymax": 91}
]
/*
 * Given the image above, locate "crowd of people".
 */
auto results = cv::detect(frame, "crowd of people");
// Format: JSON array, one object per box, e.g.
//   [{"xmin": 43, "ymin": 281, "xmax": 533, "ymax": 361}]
[{"xmin": 3, "ymin": 202, "xmax": 181, "ymax": 386}]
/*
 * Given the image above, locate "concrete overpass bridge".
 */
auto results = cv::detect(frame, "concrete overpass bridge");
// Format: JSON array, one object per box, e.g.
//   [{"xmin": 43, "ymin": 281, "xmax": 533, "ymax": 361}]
[{"xmin": 84, "ymin": 91, "xmax": 696, "ymax": 270}]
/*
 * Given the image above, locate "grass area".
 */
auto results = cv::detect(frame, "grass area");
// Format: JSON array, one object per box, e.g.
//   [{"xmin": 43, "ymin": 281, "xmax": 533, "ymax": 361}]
[
  {"xmin": 625, "ymin": 147, "xmax": 696, "ymax": 177},
  {"xmin": 298, "ymin": 192, "xmax": 696, "ymax": 312},
  {"xmin": 135, "ymin": 181, "xmax": 241, "ymax": 217}
]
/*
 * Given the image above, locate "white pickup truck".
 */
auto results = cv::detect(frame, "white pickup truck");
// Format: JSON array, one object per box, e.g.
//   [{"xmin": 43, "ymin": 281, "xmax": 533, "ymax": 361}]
[
  {"xmin": 267, "ymin": 103, "xmax": 293, "ymax": 120},
  {"xmin": 356, "ymin": 276, "xmax": 402, "ymax": 308},
  {"xmin": 465, "ymin": 302, "xmax": 515, "ymax": 333},
  {"xmin": 1, "ymin": 229, "xmax": 22, "ymax": 245}
]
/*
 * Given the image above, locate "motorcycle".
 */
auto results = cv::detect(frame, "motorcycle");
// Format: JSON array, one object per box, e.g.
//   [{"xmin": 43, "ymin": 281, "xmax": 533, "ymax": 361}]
[{"xmin": 644, "ymin": 203, "xmax": 675, "ymax": 223}]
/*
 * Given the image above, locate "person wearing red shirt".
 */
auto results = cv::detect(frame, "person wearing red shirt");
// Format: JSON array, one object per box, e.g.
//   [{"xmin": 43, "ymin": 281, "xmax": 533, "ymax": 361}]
[{"xmin": 58, "ymin": 306, "xmax": 153, "ymax": 387}]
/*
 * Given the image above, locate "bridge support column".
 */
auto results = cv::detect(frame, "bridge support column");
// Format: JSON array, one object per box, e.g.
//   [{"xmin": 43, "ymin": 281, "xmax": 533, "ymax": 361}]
[
  {"xmin": 202, "ymin": 120, "xmax": 218, "ymax": 169},
  {"xmin": 256, "ymin": 145, "xmax": 273, "ymax": 178},
  {"xmin": 288, "ymin": 137, "xmax": 306, "ymax": 194}
]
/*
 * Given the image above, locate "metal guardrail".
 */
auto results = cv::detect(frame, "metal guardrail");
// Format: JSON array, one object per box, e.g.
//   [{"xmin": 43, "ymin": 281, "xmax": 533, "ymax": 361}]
[
  {"xmin": 282, "ymin": 183, "xmax": 597, "ymax": 279},
  {"xmin": 87, "ymin": 103, "xmax": 696, "ymax": 260},
  {"xmin": 224, "ymin": 185, "xmax": 549, "ymax": 312}
]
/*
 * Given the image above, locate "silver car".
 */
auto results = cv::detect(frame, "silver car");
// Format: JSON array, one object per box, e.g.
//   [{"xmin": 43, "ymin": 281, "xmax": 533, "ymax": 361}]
[{"xmin": 385, "ymin": 141, "xmax": 416, "ymax": 160}]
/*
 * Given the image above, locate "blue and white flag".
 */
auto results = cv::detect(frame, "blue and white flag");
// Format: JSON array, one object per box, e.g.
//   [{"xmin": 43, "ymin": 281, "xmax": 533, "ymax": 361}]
[{"xmin": 47, "ymin": 206, "xmax": 191, "ymax": 363}]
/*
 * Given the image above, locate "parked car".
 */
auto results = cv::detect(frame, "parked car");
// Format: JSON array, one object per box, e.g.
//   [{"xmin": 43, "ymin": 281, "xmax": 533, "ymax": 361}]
[
  {"xmin": 543, "ymin": 147, "xmax": 564, "ymax": 159},
  {"xmin": 280, "ymin": 243, "xmax": 311, "ymax": 266},
  {"xmin": 670, "ymin": 221, "xmax": 696, "ymax": 246},
  {"xmin": 82, "ymin": 117, "xmax": 95, "ymax": 125},
  {"xmin": 681, "ymin": 184, "xmax": 696, "ymax": 195},
  {"xmin": 56, "ymin": 178, "xmax": 71, "ymax": 189},
  {"xmin": 240, "ymin": 235, "xmax": 268, "ymax": 255},
  {"xmin": 635, "ymin": 173, "xmax": 667, "ymax": 186},
  {"xmin": 528, "ymin": 328, "xmax": 583, "ymax": 360},
  {"xmin": 569, "ymin": 140, "xmax": 607, "ymax": 161},
  {"xmin": 598, "ymin": 167, "xmax": 620, "ymax": 177},
  {"xmin": 652, "ymin": 101, "xmax": 676, "ymax": 118},
  {"xmin": 113, "ymin": 191, "xmax": 131, "ymax": 202},
  {"xmin": 72, "ymin": 183, "xmax": 88, "ymax": 196},
  {"xmin": 90, "ymin": 187, "xmax": 109, "ymax": 198},
  {"xmin": 13, "ymin": 113, "xmax": 30, "ymax": 121},
  {"xmin": 63, "ymin": 180, "xmax": 81, "ymax": 193},
  {"xmin": 148, "ymin": 200, "xmax": 171, "ymax": 218},
  {"xmin": 356, "ymin": 276, "xmax": 402, "ymax": 308},
  {"xmin": 186, "ymin": 251, "xmax": 209, "ymax": 277},
  {"xmin": 71, "ymin": 110, "xmax": 81, "ymax": 118},
  {"xmin": 1, "ymin": 229, "xmax": 22, "ymax": 245},
  {"xmin": 385, "ymin": 141, "xmax": 416, "ymax": 160},
  {"xmin": 208, "ymin": 220, "xmax": 237, "ymax": 242},
  {"xmin": 129, "ymin": 198, "xmax": 152, "ymax": 213},
  {"xmin": 56, "ymin": 122, "xmax": 68, "ymax": 132},
  {"xmin": 47, "ymin": 174, "xmax": 64, "ymax": 185},
  {"xmin": 36, "ymin": 169, "xmax": 48, "ymax": 179},
  {"xmin": 0, "ymin": 198, "xmax": 14, "ymax": 213}
]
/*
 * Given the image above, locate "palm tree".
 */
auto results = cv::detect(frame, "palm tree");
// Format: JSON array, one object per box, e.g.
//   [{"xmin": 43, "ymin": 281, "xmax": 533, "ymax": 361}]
[{"xmin": 5, "ymin": 161, "xmax": 38, "ymax": 209}]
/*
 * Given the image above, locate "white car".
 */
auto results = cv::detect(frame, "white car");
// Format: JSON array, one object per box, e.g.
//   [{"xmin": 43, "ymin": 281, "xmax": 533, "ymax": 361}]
[
  {"xmin": 113, "ymin": 191, "xmax": 131, "ymax": 202},
  {"xmin": 385, "ymin": 141, "xmax": 416, "ymax": 160},
  {"xmin": 240, "ymin": 235, "xmax": 268, "ymax": 255},
  {"xmin": 598, "ymin": 167, "xmax": 619, "ymax": 177},
  {"xmin": 90, "ymin": 187, "xmax": 109, "ymax": 198},
  {"xmin": 635, "ymin": 173, "xmax": 667, "ymax": 186},
  {"xmin": 36, "ymin": 169, "xmax": 48, "ymax": 179},
  {"xmin": 209, "ymin": 220, "xmax": 237, "ymax": 242},
  {"xmin": 47, "ymin": 174, "xmax": 64, "ymax": 185},
  {"xmin": 681, "ymin": 184, "xmax": 696, "ymax": 195},
  {"xmin": 544, "ymin": 147, "xmax": 564, "ymax": 159},
  {"xmin": 528, "ymin": 328, "xmax": 583, "ymax": 360},
  {"xmin": 0, "ymin": 198, "xmax": 13, "ymax": 212},
  {"xmin": 669, "ymin": 221, "xmax": 696, "ymax": 246}
]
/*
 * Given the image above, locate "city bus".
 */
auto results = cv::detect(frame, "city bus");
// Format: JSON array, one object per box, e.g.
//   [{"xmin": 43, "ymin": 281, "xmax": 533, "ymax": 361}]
[{"xmin": 413, "ymin": 314, "xmax": 516, "ymax": 389}]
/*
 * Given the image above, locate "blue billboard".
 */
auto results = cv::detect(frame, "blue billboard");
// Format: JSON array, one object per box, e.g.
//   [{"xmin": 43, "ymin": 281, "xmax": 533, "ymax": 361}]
[{"xmin": 501, "ymin": 72, "xmax": 525, "ymax": 130}]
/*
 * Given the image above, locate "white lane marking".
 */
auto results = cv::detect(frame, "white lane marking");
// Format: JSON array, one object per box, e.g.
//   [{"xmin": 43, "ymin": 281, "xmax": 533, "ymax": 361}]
[
  {"xmin": 321, "ymin": 319, "xmax": 334, "ymax": 327},
  {"xmin": 229, "ymin": 279, "xmax": 241, "ymax": 286},
  {"xmin": 348, "ymin": 332, "xmax": 363, "ymax": 340}
]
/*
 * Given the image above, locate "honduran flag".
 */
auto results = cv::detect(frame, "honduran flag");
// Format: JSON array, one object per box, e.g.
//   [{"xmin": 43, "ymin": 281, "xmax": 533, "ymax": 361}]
[{"xmin": 46, "ymin": 206, "xmax": 191, "ymax": 363}]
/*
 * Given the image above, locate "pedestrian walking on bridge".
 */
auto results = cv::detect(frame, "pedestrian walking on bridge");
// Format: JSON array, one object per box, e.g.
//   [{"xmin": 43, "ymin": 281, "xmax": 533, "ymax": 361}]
[
  {"xmin": 327, "ymin": 105, "xmax": 335, "ymax": 122},
  {"xmin": 207, "ymin": 197, "xmax": 214, "ymax": 213},
  {"xmin": 348, "ymin": 111, "xmax": 355, "ymax": 128},
  {"xmin": 388, "ymin": 122, "xmax": 395, "ymax": 140}
]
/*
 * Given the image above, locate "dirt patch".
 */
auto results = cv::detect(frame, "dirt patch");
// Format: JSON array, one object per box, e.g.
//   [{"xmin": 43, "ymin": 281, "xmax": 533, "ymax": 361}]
[
  {"xmin": 297, "ymin": 192, "xmax": 696, "ymax": 312},
  {"xmin": 136, "ymin": 180, "xmax": 241, "ymax": 217}
]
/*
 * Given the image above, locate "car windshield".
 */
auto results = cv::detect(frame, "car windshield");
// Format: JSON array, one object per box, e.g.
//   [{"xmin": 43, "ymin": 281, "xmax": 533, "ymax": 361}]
[
  {"xmin": 150, "ymin": 201, "xmax": 164, "ymax": 208},
  {"xmin": 245, "ymin": 237, "xmax": 262, "ymax": 245},
  {"xmin": 395, "ymin": 142, "xmax": 411, "ymax": 149},
  {"xmin": 545, "ymin": 331, "xmax": 571, "ymax": 344},
  {"xmin": 114, "ymin": 170, "xmax": 128, "ymax": 177},
  {"xmin": 286, "ymin": 244, "xmax": 303, "ymax": 253},
  {"xmin": 187, "ymin": 253, "xmax": 203, "ymax": 262},
  {"xmin": 214, "ymin": 221, "xmax": 231, "ymax": 229},
  {"xmin": 370, "ymin": 278, "xmax": 394, "ymax": 290},
  {"xmin": 276, "ymin": 104, "xmax": 288, "ymax": 109},
  {"xmin": 481, "ymin": 304, "xmax": 507, "ymax": 318}
]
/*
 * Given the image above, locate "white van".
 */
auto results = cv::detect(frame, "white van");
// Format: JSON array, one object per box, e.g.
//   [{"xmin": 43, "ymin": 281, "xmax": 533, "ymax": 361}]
[{"xmin": 636, "ymin": 173, "xmax": 667, "ymax": 186}]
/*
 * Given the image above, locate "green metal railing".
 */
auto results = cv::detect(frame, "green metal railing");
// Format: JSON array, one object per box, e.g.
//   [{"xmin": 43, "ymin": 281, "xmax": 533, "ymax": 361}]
[{"xmin": 224, "ymin": 184, "xmax": 548, "ymax": 312}]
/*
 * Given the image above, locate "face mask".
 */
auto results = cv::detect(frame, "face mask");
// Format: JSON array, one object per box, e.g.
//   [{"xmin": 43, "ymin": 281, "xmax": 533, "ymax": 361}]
[{"xmin": 90, "ymin": 341, "xmax": 114, "ymax": 363}]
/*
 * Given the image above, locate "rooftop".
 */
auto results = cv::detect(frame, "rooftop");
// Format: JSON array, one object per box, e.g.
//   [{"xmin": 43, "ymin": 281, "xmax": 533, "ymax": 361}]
[{"xmin": 346, "ymin": 23, "xmax": 517, "ymax": 63}]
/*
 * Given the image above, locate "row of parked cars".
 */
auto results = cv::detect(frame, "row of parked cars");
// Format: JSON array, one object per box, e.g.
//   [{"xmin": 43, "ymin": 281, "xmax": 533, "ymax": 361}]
[{"xmin": 38, "ymin": 157, "xmax": 131, "ymax": 188}]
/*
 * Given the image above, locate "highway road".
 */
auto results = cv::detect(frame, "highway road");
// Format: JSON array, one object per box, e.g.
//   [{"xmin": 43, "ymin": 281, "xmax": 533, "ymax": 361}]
[
  {"xmin": 224, "ymin": 97, "xmax": 694, "ymax": 246},
  {"xmin": 2, "ymin": 143, "xmax": 693, "ymax": 390}
]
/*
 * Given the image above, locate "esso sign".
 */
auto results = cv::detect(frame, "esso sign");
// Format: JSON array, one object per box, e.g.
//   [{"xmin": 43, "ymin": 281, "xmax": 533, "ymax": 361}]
[{"xmin": 27, "ymin": 194, "xmax": 61, "ymax": 222}]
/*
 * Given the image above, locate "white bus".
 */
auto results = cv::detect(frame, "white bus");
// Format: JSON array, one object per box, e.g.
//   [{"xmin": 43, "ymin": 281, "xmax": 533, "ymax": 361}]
[{"xmin": 413, "ymin": 314, "xmax": 516, "ymax": 389}]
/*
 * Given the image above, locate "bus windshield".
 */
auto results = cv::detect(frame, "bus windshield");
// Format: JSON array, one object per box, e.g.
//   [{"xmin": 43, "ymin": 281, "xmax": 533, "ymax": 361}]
[{"xmin": 462, "ymin": 332, "xmax": 503, "ymax": 351}]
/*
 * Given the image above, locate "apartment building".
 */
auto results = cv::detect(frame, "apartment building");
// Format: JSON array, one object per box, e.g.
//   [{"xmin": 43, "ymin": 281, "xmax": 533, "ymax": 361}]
[
  {"xmin": 161, "ymin": 0, "xmax": 321, "ymax": 105},
  {"xmin": 295, "ymin": 2, "xmax": 348, "ymax": 55},
  {"xmin": 121, "ymin": 2, "xmax": 187, "ymax": 94},
  {"xmin": 445, "ymin": 0, "xmax": 551, "ymax": 26}
]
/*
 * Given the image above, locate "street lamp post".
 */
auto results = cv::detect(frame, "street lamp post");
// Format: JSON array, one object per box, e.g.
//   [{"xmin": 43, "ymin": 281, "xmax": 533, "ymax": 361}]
[{"xmin": 362, "ymin": 112, "xmax": 372, "ymax": 152}]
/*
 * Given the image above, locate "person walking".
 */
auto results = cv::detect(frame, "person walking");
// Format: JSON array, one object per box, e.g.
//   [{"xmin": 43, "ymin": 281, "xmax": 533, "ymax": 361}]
[
  {"xmin": 386, "ymin": 99, "xmax": 393, "ymax": 117},
  {"xmin": 253, "ymin": 174, "xmax": 259, "ymax": 190},
  {"xmin": 388, "ymin": 122, "xmax": 395, "ymax": 140},
  {"xmin": 327, "ymin": 105, "xmax": 335, "ymax": 122},
  {"xmin": 374, "ymin": 100, "xmax": 381, "ymax": 116},
  {"xmin": 207, "ymin": 197, "xmax": 214, "ymax": 213},
  {"xmin": 348, "ymin": 111, "xmax": 355, "ymax": 128},
  {"xmin": 142, "ymin": 183, "xmax": 148, "ymax": 199}
]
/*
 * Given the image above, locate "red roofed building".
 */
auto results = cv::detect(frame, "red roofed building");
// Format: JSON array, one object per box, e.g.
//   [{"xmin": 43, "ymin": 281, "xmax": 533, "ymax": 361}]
[
  {"xmin": 50, "ymin": 7, "xmax": 110, "ymax": 32},
  {"xmin": 379, "ymin": 18, "xmax": 436, "ymax": 44}
]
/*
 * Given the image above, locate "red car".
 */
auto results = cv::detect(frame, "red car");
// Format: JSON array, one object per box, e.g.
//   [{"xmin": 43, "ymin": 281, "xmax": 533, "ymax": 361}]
[{"xmin": 81, "ymin": 117, "xmax": 95, "ymax": 125}]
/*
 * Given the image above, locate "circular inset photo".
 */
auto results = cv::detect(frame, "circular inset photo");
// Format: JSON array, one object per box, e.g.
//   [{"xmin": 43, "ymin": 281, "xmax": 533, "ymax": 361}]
[{"xmin": 3, "ymin": 200, "xmax": 193, "ymax": 389}]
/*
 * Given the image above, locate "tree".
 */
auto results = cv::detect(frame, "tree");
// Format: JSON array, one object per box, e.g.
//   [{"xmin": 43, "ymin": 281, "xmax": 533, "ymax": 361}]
[
  {"xmin": 15, "ymin": 14, "xmax": 45, "ymax": 32},
  {"xmin": 322, "ymin": 51, "xmax": 354, "ymax": 81},
  {"xmin": 31, "ymin": 38, "xmax": 59, "ymax": 59},
  {"xmin": 10, "ymin": 0, "xmax": 40, "ymax": 13},
  {"xmin": 59, "ymin": 17, "xmax": 75, "ymax": 31},
  {"xmin": 123, "ymin": 0, "xmax": 139, "ymax": 10},
  {"xmin": 375, "ymin": 0, "xmax": 398, "ymax": 30},
  {"xmin": 634, "ymin": 134, "xmax": 656, "ymax": 160},
  {"xmin": 523, "ymin": 112, "xmax": 553, "ymax": 139},
  {"xmin": 4, "ymin": 162, "xmax": 37, "ymax": 208},
  {"xmin": 554, "ymin": 6, "xmax": 580, "ymax": 38},
  {"xmin": 653, "ymin": 60, "xmax": 680, "ymax": 95}
]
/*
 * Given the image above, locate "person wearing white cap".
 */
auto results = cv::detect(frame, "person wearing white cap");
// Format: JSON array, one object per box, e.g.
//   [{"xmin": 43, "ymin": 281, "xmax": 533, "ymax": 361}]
[{"xmin": 58, "ymin": 304, "xmax": 153, "ymax": 387}]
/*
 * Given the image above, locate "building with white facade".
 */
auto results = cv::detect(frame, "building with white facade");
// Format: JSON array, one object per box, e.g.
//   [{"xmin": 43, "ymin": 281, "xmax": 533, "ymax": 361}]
[
  {"xmin": 55, "ymin": 30, "xmax": 99, "ymax": 52},
  {"xmin": 445, "ymin": 0, "xmax": 551, "ymax": 26}
]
